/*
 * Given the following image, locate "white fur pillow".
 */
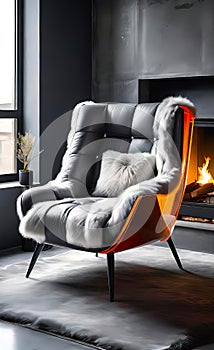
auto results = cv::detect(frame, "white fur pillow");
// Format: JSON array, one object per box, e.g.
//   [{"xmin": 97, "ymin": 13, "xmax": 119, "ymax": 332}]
[{"xmin": 93, "ymin": 150, "xmax": 156, "ymax": 197}]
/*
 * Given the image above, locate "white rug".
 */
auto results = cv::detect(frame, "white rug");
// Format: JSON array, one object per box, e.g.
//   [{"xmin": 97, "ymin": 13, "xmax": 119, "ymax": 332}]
[{"xmin": 0, "ymin": 245, "xmax": 214, "ymax": 350}]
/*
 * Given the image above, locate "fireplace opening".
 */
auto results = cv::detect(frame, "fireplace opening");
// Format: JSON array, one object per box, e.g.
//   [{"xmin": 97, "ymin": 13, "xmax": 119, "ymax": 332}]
[
  {"xmin": 185, "ymin": 126, "xmax": 214, "ymax": 202},
  {"xmin": 138, "ymin": 76, "xmax": 214, "ymax": 224},
  {"xmin": 180, "ymin": 124, "xmax": 214, "ymax": 224}
]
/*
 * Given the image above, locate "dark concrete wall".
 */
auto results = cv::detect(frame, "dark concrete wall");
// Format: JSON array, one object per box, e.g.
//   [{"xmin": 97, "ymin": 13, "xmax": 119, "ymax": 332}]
[
  {"xmin": 40, "ymin": 0, "xmax": 92, "ymax": 133},
  {"xmin": 40, "ymin": 0, "xmax": 92, "ymax": 182},
  {"xmin": 0, "ymin": 187, "xmax": 22, "ymax": 250},
  {"xmin": 93, "ymin": 0, "xmax": 214, "ymax": 102}
]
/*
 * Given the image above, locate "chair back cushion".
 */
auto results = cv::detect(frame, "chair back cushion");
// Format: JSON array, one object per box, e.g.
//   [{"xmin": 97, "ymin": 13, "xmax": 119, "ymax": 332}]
[{"xmin": 56, "ymin": 102, "xmax": 159, "ymax": 195}]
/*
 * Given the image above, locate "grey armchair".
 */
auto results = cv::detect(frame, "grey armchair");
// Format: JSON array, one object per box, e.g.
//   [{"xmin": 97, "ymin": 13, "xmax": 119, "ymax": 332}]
[{"xmin": 17, "ymin": 97, "xmax": 195, "ymax": 301}]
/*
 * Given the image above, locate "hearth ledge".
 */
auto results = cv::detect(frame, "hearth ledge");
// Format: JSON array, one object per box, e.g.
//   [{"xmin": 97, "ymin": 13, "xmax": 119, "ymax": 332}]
[{"xmin": 176, "ymin": 219, "xmax": 214, "ymax": 231}]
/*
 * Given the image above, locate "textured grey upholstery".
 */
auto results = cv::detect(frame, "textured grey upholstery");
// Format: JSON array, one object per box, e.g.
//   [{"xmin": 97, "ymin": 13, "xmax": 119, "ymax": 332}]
[
  {"xmin": 17, "ymin": 99, "xmax": 194, "ymax": 250},
  {"xmin": 56, "ymin": 102, "xmax": 159, "ymax": 196},
  {"xmin": 20, "ymin": 102, "xmax": 159, "ymax": 213},
  {"xmin": 17, "ymin": 98, "xmax": 196, "ymax": 302}
]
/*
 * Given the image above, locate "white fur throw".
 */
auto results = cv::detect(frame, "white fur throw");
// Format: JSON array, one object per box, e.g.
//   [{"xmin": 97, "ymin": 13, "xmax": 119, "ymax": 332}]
[
  {"xmin": 17, "ymin": 97, "xmax": 196, "ymax": 248},
  {"xmin": 93, "ymin": 150, "xmax": 156, "ymax": 197}
]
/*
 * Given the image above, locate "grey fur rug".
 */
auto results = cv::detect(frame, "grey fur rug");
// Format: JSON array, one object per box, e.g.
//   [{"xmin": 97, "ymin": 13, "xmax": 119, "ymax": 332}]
[{"xmin": 0, "ymin": 245, "xmax": 214, "ymax": 350}]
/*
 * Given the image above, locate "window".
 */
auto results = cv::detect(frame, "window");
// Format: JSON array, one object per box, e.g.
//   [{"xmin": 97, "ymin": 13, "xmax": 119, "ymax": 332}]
[
  {"xmin": 0, "ymin": 0, "xmax": 22, "ymax": 181},
  {"xmin": 0, "ymin": 119, "xmax": 17, "ymax": 175},
  {"xmin": 0, "ymin": 0, "xmax": 16, "ymax": 110}
]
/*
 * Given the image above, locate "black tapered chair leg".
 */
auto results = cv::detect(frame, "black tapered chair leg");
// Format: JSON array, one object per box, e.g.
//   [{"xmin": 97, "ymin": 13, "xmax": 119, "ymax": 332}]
[
  {"xmin": 167, "ymin": 236, "xmax": 183, "ymax": 270},
  {"xmin": 107, "ymin": 253, "xmax": 115, "ymax": 302},
  {"xmin": 26, "ymin": 243, "xmax": 44, "ymax": 278}
]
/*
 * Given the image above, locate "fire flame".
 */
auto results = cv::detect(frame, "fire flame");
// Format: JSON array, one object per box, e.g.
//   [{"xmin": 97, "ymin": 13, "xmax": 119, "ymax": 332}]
[{"xmin": 197, "ymin": 157, "xmax": 214, "ymax": 185}]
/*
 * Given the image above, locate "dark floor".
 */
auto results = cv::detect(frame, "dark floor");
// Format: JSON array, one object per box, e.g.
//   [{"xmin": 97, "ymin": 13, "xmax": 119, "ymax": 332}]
[{"xmin": 0, "ymin": 320, "xmax": 100, "ymax": 350}]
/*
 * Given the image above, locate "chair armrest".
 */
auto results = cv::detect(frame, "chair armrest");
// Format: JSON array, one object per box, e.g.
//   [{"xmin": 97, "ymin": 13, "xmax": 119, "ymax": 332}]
[
  {"xmin": 102, "ymin": 194, "xmax": 171, "ymax": 254},
  {"xmin": 17, "ymin": 184, "xmax": 58, "ymax": 218}
]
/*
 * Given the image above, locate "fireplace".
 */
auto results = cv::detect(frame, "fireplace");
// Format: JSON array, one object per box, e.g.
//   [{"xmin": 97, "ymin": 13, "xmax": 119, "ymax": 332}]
[
  {"xmin": 139, "ymin": 75, "xmax": 214, "ymax": 223},
  {"xmin": 179, "ymin": 120, "xmax": 214, "ymax": 223}
]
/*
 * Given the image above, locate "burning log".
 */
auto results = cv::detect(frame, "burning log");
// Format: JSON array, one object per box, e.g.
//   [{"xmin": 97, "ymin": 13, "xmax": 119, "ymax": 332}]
[
  {"xmin": 185, "ymin": 181, "xmax": 200, "ymax": 193},
  {"xmin": 184, "ymin": 156, "xmax": 214, "ymax": 201},
  {"xmin": 184, "ymin": 182, "xmax": 214, "ymax": 201}
]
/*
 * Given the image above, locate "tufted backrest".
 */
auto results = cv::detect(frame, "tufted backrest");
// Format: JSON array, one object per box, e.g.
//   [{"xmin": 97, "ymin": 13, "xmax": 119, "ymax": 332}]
[{"xmin": 56, "ymin": 102, "xmax": 183, "ymax": 196}]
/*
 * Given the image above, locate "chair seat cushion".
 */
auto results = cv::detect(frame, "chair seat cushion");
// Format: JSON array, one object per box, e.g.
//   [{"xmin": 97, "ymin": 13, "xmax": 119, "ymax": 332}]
[
  {"xmin": 19, "ymin": 196, "xmax": 120, "ymax": 249},
  {"xmin": 93, "ymin": 150, "xmax": 156, "ymax": 197}
]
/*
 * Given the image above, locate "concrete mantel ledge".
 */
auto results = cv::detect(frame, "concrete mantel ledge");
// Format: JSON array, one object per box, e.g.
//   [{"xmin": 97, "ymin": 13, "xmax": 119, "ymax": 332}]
[{"xmin": 176, "ymin": 219, "xmax": 214, "ymax": 231}]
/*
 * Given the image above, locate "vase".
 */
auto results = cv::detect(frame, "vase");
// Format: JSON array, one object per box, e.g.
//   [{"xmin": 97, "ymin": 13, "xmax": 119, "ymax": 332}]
[{"xmin": 19, "ymin": 170, "xmax": 33, "ymax": 187}]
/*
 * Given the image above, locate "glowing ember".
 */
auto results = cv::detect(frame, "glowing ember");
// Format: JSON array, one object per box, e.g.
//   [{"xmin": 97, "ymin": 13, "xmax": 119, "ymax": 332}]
[{"xmin": 197, "ymin": 157, "xmax": 214, "ymax": 185}]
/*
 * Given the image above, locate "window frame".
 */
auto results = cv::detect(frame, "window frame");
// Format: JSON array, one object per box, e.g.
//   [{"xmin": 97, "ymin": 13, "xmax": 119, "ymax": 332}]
[{"xmin": 0, "ymin": 0, "xmax": 23, "ymax": 182}]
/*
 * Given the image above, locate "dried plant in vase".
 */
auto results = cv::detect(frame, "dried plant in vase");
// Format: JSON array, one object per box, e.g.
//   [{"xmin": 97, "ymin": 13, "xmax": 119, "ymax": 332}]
[{"xmin": 17, "ymin": 131, "xmax": 42, "ymax": 186}]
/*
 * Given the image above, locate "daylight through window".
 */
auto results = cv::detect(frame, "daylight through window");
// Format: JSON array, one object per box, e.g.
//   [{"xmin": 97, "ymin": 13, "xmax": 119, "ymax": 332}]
[
  {"xmin": 0, "ymin": 119, "xmax": 16, "ymax": 174},
  {"xmin": 0, "ymin": 0, "xmax": 19, "ymax": 178},
  {"xmin": 0, "ymin": 0, "xmax": 16, "ymax": 110}
]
